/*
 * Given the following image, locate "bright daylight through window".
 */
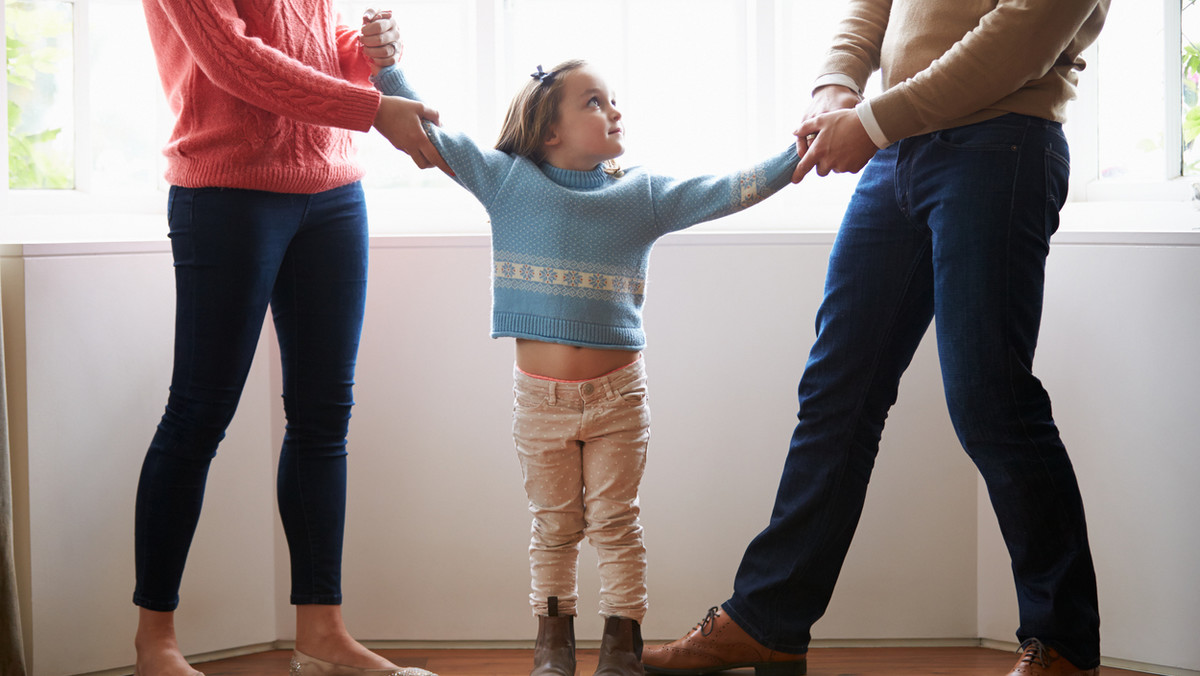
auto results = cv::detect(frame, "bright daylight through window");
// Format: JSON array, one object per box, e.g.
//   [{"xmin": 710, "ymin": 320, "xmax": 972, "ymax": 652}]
[
  {"xmin": 6, "ymin": 0, "xmax": 73, "ymax": 189},
  {"xmin": 3, "ymin": 0, "xmax": 1196, "ymax": 227}
]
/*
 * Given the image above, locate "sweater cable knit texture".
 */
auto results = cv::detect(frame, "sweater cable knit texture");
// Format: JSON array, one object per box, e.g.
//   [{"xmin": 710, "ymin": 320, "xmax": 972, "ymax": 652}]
[{"xmin": 142, "ymin": 0, "xmax": 382, "ymax": 193}]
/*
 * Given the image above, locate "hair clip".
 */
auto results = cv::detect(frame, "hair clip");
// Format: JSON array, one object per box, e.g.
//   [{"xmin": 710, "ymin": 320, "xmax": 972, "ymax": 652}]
[{"xmin": 531, "ymin": 64, "xmax": 556, "ymax": 85}]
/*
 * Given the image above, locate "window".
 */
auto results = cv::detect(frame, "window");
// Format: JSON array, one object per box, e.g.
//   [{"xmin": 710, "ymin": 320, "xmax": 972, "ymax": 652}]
[
  {"xmin": 1071, "ymin": 0, "xmax": 1197, "ymax": 203},
  {"xmin": 3, "ymin": 0, "xmax": 1195, "ymax": 237},
  {"xmin": 4, "ymin": 0, "xmax": 171, "ymax": 216},
  {"xmin": 5, "ymin": 0, "xmax": 74, "ymax": 189},
  {"xmin": 1182, "ymin": 0, "xmax": 1200, "ymax": 174}
]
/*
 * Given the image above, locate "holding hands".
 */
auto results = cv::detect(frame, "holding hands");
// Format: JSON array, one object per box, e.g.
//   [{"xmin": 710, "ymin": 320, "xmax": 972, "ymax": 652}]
[
  {"xmin": 359, "ymin": 8, "xmax": 402, "ymax": 74},
  {"xmin": 361, "ymin": 8, "xmax": 452, "ymax": 174},
  {"xmin": 791, "ymin": 85, "xmax": 878, "ymax": 183}
]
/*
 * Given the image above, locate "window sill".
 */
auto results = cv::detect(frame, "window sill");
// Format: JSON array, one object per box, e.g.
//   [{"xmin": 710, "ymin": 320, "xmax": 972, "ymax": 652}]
[{"xmin": 3, "ymin": 184, "xmax": 1199, "ymax": 249}]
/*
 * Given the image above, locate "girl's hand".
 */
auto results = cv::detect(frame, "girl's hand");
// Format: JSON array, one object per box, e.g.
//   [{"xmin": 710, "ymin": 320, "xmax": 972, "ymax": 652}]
[{"xmin": 360, "ymin": 8, "xmax": 402, "ymax": 75}]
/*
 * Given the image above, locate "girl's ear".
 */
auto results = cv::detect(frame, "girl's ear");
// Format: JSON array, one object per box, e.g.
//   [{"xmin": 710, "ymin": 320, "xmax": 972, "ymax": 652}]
[{"xmin": 543, "ymin": 128, "xmax": 561, "ymax": 148}]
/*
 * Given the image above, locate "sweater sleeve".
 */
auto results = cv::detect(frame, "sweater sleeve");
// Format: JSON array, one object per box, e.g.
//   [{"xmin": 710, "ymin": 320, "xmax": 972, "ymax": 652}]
[
  {"xmin": 648, "ymin": 143, "xmax": 798, "ymax": 235},
  {"xmin": 146, "ymin": 0, "xmax": 380, "ymax": 132},
  {"xmin": 850, "ymin": 0, "xmax": 1105, "ymax": 144},
  {"xmin": 816, "ymin": 0, "xmax": 891, "ymax": 94},
  {"xmin": 371, "ymin": 65, "xmax": 518, "ymax": 207},
  {"xmin": 334, "ymin": 22, "xmax": 374, "ymax": 86}
]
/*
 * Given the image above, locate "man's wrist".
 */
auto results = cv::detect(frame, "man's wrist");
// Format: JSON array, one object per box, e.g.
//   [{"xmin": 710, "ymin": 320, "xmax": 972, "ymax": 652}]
[
  {"xmin": 812, "ymin": 73, "xmax": 862, "ymax": 97},
  {"xmin": 855, "ymin": 101, "xmax": 891, "ymax": 149}
]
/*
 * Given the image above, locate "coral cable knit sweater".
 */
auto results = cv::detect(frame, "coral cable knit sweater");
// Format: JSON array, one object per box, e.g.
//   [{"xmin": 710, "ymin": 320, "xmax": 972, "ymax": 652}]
[{"xmin": 142, "ymin": 0, "xmax": 382, "ymax": 193}]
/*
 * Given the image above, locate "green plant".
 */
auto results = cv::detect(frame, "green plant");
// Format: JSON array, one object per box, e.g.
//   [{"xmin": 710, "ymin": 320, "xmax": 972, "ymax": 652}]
[
  {"xmin": 1184, "ymin": 0, "xmax": 1200, "ymax": 173},
  {"xmin": 6, "ymin": 0, "xmax": 73, "ymax": 188}
]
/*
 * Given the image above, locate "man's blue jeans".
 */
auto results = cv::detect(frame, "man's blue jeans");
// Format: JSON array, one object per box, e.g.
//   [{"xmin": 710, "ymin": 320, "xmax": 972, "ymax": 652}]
[
  {"xmin": 133, "ymin": 182, "xmax": 369, "ymax": 611},
  {"xmin": 724, "ymin": 114, "xmax": 1101, "ymax": 669}
]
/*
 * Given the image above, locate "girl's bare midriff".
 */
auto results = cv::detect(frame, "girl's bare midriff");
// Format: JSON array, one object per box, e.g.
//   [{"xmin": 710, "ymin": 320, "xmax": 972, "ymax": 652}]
[{"xmin": 516, "ymin": 338, "xmax": 641, "ymax": 381}]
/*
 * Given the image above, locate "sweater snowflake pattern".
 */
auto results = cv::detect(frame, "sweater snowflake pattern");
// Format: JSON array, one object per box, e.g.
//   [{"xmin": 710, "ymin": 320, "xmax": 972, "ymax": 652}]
[{"xmin": 374, "ymin": 66, "xmax": 798, "ymax": 350}]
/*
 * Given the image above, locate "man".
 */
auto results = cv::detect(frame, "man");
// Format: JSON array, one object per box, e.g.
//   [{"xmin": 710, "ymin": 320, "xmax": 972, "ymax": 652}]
[{"xmin": 642, "ymin": 1, "xmax": 1109, "ymax": 675}]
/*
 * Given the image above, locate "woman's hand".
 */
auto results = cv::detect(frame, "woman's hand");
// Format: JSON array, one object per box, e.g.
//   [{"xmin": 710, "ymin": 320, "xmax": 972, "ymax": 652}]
[
  {"xmin": 360, "ymin": 8, "xmax": 402, "ymax": 75},
  {"xmin": 373, "ymin": 96, "xmax": 454, "ymax": 176}
]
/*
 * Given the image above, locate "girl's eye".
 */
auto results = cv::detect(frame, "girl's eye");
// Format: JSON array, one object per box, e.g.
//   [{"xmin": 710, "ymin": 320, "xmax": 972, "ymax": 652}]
[{"xmin": 588, "ymin": 96, "xmax": 601, "ymax": 108}]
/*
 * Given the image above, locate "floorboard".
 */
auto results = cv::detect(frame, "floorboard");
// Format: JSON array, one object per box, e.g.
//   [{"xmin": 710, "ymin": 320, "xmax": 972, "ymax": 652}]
[{"xmin": 188, "ymin": 646, "xmax": 1154, "ymax": 676}]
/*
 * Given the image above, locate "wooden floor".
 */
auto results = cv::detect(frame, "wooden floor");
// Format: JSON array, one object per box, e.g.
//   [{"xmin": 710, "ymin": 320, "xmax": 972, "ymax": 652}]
[{"xmin": 190, "ymin": 646, "xmax": 1154, "ymax": 675}]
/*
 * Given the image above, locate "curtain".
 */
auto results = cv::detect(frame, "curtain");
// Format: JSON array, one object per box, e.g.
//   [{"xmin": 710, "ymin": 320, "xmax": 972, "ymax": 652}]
[{"xmin": 0, "ymin": 273, "xmax": 27, "ymax": 675}]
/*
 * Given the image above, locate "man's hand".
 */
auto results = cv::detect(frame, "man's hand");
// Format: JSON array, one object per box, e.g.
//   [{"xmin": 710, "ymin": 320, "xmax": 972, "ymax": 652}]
[
  {"xmin": 792, "ymin": 84, "xmax": 866, "ymax": 183},
  {"xmin": 793, "ymin": 107, "xmax": 878, "ymax": 182},
  {"xmin": 360, "ymin": 8, "xmax": 401, "ymax": 75},
  {"xmin": 373, "ymin": 96, "xmax": 454, "ymax": 175}
]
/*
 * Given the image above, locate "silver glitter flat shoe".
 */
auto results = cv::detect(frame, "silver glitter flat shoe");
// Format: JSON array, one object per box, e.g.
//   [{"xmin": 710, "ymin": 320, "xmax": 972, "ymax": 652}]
[{"xmin": 289, "ymin": 650, "xmax": 437, "ymax": 676}]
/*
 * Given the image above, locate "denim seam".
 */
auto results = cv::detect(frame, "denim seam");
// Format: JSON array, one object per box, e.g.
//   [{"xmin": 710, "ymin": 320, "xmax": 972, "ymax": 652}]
[{"xmin": 1005, "ymin": 126, "xmax": 1091, "ymax": 662}]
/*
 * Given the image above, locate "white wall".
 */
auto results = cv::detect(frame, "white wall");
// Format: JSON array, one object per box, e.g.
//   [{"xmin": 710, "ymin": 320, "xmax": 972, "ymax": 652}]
[
  {"xmin": 3, "ymin": 228, "xmax": 1198, "ymax": 675},
  {"xmin": 2, "ymin": 243, "xmax": 279, "ymax": 675}
]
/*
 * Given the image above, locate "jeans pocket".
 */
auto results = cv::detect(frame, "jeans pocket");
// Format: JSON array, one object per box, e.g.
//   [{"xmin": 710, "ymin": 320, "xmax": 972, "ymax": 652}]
[
  {"xmin": 514, "ymin": 390, "xmax": 549, "ymax": 410},
  {"xmin": 617, "ymin": 381, "xmax": 648, "ymax": 405},
  {"xmin": 1044, "ymin": 148, "xmax": 1071, "ymax": 237},
  {"xmin": 932, "ymin": 115, "xmax": 1028, "ymax": 152}
]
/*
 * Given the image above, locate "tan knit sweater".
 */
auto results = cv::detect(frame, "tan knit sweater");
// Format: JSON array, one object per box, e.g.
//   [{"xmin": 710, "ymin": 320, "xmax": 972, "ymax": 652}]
[{"xmin": 819, "ymin": 0, "xmax": 1110, "ymax": 144}]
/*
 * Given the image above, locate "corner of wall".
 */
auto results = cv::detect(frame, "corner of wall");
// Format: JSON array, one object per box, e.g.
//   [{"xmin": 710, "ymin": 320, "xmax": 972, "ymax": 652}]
[{"xmin": 1, "ymin": 250, "xmax": 33, "ymax": 669}]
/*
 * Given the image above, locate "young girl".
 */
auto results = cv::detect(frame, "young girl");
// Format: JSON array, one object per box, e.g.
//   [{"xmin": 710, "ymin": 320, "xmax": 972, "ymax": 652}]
[{"xmin": 369, "ymin": 56, "xmax": 798, "ymax": 676}]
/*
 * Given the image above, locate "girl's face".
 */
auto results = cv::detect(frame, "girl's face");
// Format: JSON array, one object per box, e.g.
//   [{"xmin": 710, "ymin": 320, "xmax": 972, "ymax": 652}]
[{"xmin": 542, "ymin": 66, "xmax": 624, "ymax": 171}]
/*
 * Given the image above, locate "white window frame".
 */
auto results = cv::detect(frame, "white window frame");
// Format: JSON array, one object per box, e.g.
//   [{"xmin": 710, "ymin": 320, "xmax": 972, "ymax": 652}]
[{"xmin": 3, "ymin": 0, "xmax": 1198, "ymax": 241}]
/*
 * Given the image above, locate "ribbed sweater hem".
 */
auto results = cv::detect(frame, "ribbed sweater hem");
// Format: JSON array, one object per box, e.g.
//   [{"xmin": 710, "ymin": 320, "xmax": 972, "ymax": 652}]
[
  {"xmin": 492, "ymin": 312, "xmax": 645, "ymax": 351},
  {"xmin": 164, "ymin": 161, "xmax": 365, "ymax": 194}
]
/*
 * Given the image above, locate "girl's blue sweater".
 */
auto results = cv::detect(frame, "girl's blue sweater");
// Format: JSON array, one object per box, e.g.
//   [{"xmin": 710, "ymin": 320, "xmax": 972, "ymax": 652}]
[{"xmin": 374, "ymin": 66, "xmax": 798, "ymax": 351}]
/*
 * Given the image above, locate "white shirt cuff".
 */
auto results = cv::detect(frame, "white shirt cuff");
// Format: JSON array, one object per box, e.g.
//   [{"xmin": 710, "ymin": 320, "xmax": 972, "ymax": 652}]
[{"xmin": 856, "ymin": 100, "xmax": 891, "ymax": 149}]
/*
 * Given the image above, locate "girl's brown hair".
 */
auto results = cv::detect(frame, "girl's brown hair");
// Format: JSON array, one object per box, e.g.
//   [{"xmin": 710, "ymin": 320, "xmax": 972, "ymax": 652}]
[
  {"xmin": 495, "ymin": 59, "xmax": 587, "ymax": 163},
  {"xmin": 495, "ymin": 59, "xmax": 622, "ymax": 175}
]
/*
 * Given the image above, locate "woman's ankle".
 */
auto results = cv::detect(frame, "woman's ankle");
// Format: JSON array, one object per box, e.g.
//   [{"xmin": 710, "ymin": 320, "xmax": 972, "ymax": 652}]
[{"xmin": 294, "ymin": 604, "xmax": 396, "ymax": 669}]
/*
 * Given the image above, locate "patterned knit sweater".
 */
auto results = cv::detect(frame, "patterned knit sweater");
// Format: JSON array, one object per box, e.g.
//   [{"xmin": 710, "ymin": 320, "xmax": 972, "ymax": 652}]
[
  {"xmin": 142, "ymin": 0, "xmax": 382, "ymax": 193},
  {"xmin": 374, "ymin": 66, "xmax": 798, "ymax": 351}
]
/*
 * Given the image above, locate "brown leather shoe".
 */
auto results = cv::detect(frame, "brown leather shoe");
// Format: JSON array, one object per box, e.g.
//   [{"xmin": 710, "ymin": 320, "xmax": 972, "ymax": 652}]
[
  {"xmin": 641, "ymin": 606, "xmax": 805, "ymax": 676},
  {"xmin": 1008, "ymin": 639, "xmax": 1098, "ymax": 676}
]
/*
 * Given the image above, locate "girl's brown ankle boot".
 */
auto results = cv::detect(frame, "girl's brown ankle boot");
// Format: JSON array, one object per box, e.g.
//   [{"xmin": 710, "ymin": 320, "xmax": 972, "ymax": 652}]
[
  {"xmin": 592, "ymin": 616, "xmax": 644, "ymax": 676},
  {"xmin": 531, "ymin": 597, "xmax": 576, "ymax": 676}
]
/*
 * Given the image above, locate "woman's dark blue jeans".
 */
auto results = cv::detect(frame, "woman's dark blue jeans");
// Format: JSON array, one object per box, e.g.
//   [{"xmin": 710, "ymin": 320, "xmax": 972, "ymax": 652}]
[
  {"xmin": 724, "ymin": 115, "xmax": 1101, "ymax": 669},
  {"xmin": 133, "ymin": 182, "xmax": 369, "ymax": 611}
]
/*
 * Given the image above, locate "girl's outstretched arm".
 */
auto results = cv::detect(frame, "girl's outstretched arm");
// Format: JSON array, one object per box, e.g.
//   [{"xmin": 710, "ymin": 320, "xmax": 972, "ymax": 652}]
[
  {"xmin": 373, "ymin": 96, "xmax": 450, "ymax": 173},
  {"xmin": 370, "ymin": 65, "xmax": 523, "ymax": 206},
  {"xmin": 649, "ymin": 144, "xmax": 800, "ymax": 234}
]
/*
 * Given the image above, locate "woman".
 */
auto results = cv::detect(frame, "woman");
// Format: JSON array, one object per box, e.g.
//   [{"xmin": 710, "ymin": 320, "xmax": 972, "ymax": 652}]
[{"xmin": 134, "ymin": 2, "xmax": 443, "ymax": 674}]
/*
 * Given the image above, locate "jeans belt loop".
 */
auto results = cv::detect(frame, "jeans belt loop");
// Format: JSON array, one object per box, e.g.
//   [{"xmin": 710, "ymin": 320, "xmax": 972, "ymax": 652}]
[{"xmin": 548, "ymin": 381, "xmax": 557, "ymax": 406}]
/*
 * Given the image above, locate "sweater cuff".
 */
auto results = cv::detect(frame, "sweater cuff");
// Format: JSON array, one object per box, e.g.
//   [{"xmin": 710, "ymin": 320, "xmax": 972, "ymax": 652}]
[
  {"xmin": 368, "ymin": 64, "xmax": 397, "ymax": 84},
  {"xmin": 370, "ymin": 64, "xmax": 415, "ymax": 100},
  {"xmin": 343, "ymin": 85, "xmax": 383, "ymax": 133}
]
